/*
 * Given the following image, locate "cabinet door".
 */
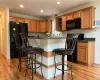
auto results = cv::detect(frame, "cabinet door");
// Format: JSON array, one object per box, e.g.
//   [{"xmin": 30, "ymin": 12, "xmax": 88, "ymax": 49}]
[
  {"xmin": 40, "ymin": 20, "xmax": 48, "ymax": 32},
  {"xmin": 81, "ymin": 9, "xmax": 91, "ymax": 29},
  {"xmin": 73, "ymin": 11, "xmax": 81, "ymax": 19},
  {"xmin": 9, "ymin": 16, "xmax": 17, "ymax": 22},
  {"xmin": 25, "ymin": 19, "xmax": 31, "ymax": 32},
  {"xmin": 36, "ymin": 21, "xmax": 41, "ymax": 32},
  {"xmin": 31, "ymin": 20, "xmax": 37, "ymax": 32},
  {"xmin": 16, "ymin": 17, "xmax": 25, "ymax": 23},
  {"xmin": 66, "ymin": 13, "xmax": 73, "ymax": 20},
  {"xmin": 77, "ymin": 46, "xmax": 88, "ymax": 63},
  {"xmin": 62, "ymin": 16, "xmax": 66, "ymax": 31}
]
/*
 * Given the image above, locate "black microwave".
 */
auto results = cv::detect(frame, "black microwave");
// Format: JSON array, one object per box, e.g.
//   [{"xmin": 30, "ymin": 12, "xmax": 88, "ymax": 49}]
[{"xmin": 66, "ymin": 18, "xmax": 81, "ymax": 30}]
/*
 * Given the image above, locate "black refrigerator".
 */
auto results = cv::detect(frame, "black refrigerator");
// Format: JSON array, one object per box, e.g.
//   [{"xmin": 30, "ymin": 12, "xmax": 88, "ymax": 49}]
[{"xmin": 9, "ymin": 21, "xmax": 28, "ymax": 58}]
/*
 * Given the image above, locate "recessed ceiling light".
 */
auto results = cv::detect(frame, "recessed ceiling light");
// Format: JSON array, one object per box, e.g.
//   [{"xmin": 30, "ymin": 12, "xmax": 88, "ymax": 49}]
[
  {"xmin": 20, "ymin": 4, "xmax": 24, "ymax": 8},
  {"xmin": 57, "ymin": 1, "xmax": 61, "ymax": 4},
  {"xmin": 40, "ymin": 10, "xmax": 44, "ymax": 13}
]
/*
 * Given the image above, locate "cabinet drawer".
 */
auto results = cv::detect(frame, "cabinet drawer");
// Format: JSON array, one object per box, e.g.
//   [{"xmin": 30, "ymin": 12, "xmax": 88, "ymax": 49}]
[{"xmin": 78, "ymin": 42, "xmax": 88, "ymax": 47}]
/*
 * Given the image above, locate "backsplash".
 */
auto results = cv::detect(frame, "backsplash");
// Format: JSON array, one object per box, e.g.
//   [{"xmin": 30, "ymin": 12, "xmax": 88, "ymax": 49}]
[{"xmin": 28, "ymin": 32, "xmax": 46, "ymax": 37}]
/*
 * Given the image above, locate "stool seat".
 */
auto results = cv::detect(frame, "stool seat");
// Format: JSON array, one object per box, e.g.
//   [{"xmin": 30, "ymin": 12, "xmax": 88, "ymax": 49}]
[{"xmin": 53, "ymin": 48, "xmax": 73, "ymax": 55}]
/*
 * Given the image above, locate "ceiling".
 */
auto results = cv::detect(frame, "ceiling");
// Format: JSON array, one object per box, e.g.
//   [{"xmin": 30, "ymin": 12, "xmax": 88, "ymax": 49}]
[{"xmin": 0, "ymin": 0, "xmax": 95, "ymax": 17}]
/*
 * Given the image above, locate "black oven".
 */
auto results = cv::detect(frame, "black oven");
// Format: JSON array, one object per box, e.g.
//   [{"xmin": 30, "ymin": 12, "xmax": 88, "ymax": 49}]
[{"xmin": 66, "ymin": 18, "xmax": 81, "ymax": 30}]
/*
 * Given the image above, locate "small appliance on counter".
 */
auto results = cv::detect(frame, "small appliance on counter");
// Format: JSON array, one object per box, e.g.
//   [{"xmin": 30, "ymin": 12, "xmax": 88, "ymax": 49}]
[{"xmin": 77, "ymin": 34, "xmax": 84, "ymax": 40}]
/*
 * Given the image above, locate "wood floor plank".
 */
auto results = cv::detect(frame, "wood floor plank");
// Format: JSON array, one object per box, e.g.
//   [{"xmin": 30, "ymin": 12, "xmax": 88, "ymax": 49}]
[{"xmin": 0, "ymin": 54, "xmax": 100, "ymax": 80}]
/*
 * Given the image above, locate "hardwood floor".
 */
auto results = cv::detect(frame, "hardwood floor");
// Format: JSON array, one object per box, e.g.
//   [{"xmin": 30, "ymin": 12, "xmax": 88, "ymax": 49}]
[{"xmin": 0, "ymin": 54, "xmax": 100, "ymax": 80}]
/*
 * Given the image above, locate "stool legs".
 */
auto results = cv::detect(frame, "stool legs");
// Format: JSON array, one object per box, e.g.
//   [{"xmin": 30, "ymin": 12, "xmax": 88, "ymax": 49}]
[
  {"xmin": 54, "ymin": 53, "xmax": 56, "ymax": 78},
  {"xmin": 31, "ymin": 53, "xmax": 34, "ymax": 80},
  {"xmin": 62, "ymin": 55, "xmax": 65, "ymax": 80},
  {"xmin": 71, "ymin": 55, "xmax": 73, "ymax": 80},
  {"xmin": 41, "ymin": 53, "xmax": 43, "ymax": 77},
  {"xmin": 34, "ymin": 54, "xmax": 36, "ymax": 74},
  {"xmin": 25, "ymin": 54, "xmax": 28, "ymax": 77},
  {"xmin": 18, "ymin": 50, "xmax": 22, "ymax": 72}
]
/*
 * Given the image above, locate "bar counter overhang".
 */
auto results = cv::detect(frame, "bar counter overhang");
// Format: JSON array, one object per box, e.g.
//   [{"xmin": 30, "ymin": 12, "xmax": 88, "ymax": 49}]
[{"xmin": 28, "ymin": 36, "xmax": 67, "ymax": 79}]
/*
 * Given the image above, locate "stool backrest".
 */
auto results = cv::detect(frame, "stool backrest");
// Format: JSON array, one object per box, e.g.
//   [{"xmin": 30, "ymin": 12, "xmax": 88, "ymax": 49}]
[
  {"xmin": 20, "ymin": 33, "xmax": 29, "ymax": 48},
  {"xmin": 13, "ymin": 34, "xmax": 21, "ymax": 49},
  {"xmin": 65, "ymin": 38, "xmax": 77, "ymax": 53}
]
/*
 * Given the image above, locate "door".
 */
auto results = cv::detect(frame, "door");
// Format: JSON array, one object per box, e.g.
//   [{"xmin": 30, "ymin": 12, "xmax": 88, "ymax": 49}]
[
  {"xmin": 16, "ymin": 17, "xmax": 25, "ymax": 23},
  {"xmin": 73, "ymin": 11, "xmax": 81, "ymax": 19},
  {"xmin": 66, "ymin": 13, "xmax": 73, "ymax": 20},
  {"xmin": 77, "ymin": 46, "xmax": 88, "ymax": 63},
  {"xmin": 9, "ymin": 16, "xmax": 17, "ymax": 22},
  {"xmin": 40, "ymin": 20, "xmax": 48, "ymax": 32},
  {"xmin": 36, "ymin": 21, "xmax": 40, "ymax": 32},
  {"xmin": 25, "ymin": 19, "xmax": 31, "ymax": 32},
  {"xmin": 62, "ymin": 16, "xmax": 66, "ymax": 31},
  {"xmin": 81, "ymin": 9, "xmax": 91, "ymax": 29},
  {"xmin": 31, "ymin": 20, "xmax": 37, "ymax": 32}
]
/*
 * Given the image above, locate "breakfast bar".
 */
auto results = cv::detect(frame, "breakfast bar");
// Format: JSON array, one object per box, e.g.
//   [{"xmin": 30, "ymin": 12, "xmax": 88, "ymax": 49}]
[{"xmin": 28, "ymin": 36, "xmax": 67, "ymax": 79}]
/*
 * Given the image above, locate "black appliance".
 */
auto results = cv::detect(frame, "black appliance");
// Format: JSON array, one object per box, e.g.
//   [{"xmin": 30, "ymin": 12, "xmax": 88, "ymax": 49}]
[
  {"xmin": 66, "ymin": 18, "xmax": 81, "ymax": 30},
  {"xmin": 9, "ymin": 21, "xmax": 28, "ymax": 58},
  {"xmin": 78, "ymin": 34, "xmax": 84, "ymax": 40}
]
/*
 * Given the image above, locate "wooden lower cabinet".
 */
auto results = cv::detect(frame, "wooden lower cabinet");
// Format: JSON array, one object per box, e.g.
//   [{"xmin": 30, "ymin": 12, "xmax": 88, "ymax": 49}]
[{"xmin": 77, "ymin": 42, "xmax": 95, "ymax": 66}]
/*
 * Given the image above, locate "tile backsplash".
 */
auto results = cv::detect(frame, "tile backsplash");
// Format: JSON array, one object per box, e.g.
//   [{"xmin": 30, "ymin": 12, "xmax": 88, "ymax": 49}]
[{"xmin": 28, "ymin": 33, "xmax": 46, "ymax": 37}]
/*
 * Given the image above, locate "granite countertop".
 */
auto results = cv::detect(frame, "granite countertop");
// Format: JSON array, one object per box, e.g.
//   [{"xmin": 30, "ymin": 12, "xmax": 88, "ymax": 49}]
[
  {"xmin": 28, "ymin": 36, "xmax": 95, "ymax": 42},
  {"xmin": 78, "ymin": 38, "xmax": 95, "ymax": 42},
  {"xmin": 28, "ymin": 36, "xmax": 66, "ymax": 39}
]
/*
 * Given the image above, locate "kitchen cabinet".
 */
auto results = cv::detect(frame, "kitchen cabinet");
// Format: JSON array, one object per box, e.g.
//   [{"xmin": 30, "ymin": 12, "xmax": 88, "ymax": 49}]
[
  {"xmin": 25, "ymin": 19, "xmax": 31, "ymax": 32},
  {"xmin": 77, "ymin": 42, "xmax": 95, "ymax": 66},
  {"xmin": 56, "ymin": 6, "xmax": 95, "ymax": 31},
  {"xmin": 81, "ymin": 7, "xmax": 95, "ymax": 29},
  {"xmin": 62, "ymin": 16, "xmax": 67, "ymax": 31},
  {"xmin": 30, "ymin": 20, "xmax": 37, "ymax": 32},
  {"xmin": 36, "ymin": 21, "xmax": 41, "ymax": 32},
  {"xmin": 73, "ymin": 11, "xmax": 81, "ymax": 19},
  {"xmin": 40, "ymin": 20, "xmax": 48, "ymax": 32},
  {"xmin": 66, "ymin": 13, "xmax": 73, "ymax": 20},
  {"xmin": 9, "ymin": 16, "xmax": 17, "ymax": 22},
  {"xmin": 16, "ymin": 17, "xmax": 25, "ymax": 23},
  {"xmin": 10, "ymin": 16, "xmax": 25, "ymax": 23},
  {"xmin": 9, "ymin": 16, "xmax": 49, "ymax": 32}
]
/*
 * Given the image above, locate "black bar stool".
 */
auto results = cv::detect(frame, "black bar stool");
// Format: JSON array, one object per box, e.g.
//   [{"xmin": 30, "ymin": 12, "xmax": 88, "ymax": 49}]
[
  {"xmin": 53, "ymin": 38, "xmax": 77, "ymax": 80},
  {"xmin": 13, "ymin": 34, "xmax": 24, "ymax": 71},
  {"xmin": 20, "ymin": 33, "xmax": 44, "ymax": 80}
]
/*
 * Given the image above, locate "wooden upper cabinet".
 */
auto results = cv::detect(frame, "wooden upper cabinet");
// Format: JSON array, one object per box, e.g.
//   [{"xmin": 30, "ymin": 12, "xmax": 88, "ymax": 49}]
[
  {"xmin": 40, "ymin": 20, "xmax": 48, "ymax": 32},
  {"xmin": 62, "ymin": 16, "xmax": 67, "ymax": 31},
  {"xmin": 25, "ymin": 19, "xmax": 31, "ymax": 32},
  {"xmin": 36, "ymin": 21, "xmax": 41, "ymax": 32},
  {"xmin": 9, "ymin": 16, "xmax": 17, "ymax": 22},
  {"xmin": 73, "ymin": 11, "xmax": 81, "ymax": 19},
  {"xmin": 81, "ymin": 7, "xmax": 95, "ymax": 29},
  {"xmin": 66, "ymin": 13, "xmax": 73, "ymax": 20},
  {"xmin": 30, "ymin": 20, "xmax": 37, "ymax": 32},
  {"xmin": 16, "ymin": 17, "xmax": 25, "ymax": 23}
]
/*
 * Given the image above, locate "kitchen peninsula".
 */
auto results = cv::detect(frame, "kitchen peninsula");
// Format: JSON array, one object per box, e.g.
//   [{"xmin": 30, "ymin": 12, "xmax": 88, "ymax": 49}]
[
  {"xmin": 28, "ymin": 36, "xmax": 67, "ymax": 79},
  {"xmin": 28, "ymin": 36, "xmax": 95, "ymax": 79}
]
